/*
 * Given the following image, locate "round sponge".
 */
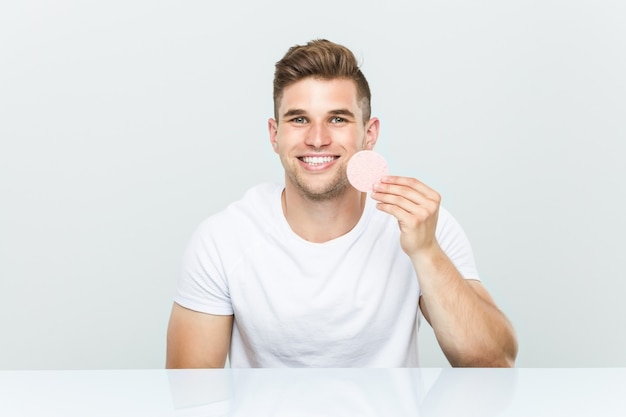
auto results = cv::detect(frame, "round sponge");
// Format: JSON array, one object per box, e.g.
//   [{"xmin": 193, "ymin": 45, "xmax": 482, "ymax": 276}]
[{"xmin": 347, "ymin": 150, "xmax": 389, "ymax": 192}]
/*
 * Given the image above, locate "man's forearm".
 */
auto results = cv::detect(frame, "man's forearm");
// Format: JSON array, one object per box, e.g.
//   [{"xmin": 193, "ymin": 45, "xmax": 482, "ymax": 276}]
[{"xmin": 414, "ymin": 246, "xmax": 518, "ymax": 367}]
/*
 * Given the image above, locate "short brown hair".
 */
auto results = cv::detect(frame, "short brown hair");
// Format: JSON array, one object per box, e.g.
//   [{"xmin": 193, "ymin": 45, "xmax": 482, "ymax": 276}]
[{"xmin": 273, "ymin": 39, "xmax": 372, "ymax": 123}]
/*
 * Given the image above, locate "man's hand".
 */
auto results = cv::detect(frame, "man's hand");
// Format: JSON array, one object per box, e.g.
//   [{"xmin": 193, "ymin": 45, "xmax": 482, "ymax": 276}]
[{"xmin": 371, "ymin": 176, "xmax": 442, "ymax": 259}]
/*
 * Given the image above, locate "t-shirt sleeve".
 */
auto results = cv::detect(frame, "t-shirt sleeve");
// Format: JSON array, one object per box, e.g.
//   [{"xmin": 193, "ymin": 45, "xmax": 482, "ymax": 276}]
[
  {"xmin": 173, "ymin": 220, "xmax": 234, "ymax": 315},
  {"xmin": 435, "ymin": 206, "xmax": 480, "ymax": 281}
]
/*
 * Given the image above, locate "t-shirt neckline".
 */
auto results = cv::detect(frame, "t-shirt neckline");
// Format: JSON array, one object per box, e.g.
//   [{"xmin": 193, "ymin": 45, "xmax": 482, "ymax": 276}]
[{"xmin": 273, "ymin": 184, "xmax": 374, "ymax": 247}]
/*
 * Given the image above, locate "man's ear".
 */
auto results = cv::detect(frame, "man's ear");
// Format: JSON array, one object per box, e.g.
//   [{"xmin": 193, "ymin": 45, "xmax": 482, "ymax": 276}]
[
  {"xmin": 363, "ymin": 117, "xmax": 380, "ymax": 150},
  {"xmin": 268, "ymin": 118, "xmax": 279, "ymax": 153}
]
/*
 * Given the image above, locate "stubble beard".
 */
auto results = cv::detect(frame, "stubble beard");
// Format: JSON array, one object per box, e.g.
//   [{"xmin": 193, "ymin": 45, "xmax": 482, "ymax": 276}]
[{"xmin": 284, "ymin": 159, "xmax": 351, "ymax": 202}]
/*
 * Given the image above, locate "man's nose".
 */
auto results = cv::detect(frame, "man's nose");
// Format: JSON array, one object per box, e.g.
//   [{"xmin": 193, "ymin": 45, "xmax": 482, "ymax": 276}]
[{"xmin": 305, "ymin": 122, "xmax": 331, "ymax": 149}]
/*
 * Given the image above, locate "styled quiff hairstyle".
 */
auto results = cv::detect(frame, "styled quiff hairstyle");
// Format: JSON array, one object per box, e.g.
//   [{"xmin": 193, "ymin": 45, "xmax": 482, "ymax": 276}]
[{"xmin": 273, "ymin": 39, "xmax": 372, "ymax": 124}]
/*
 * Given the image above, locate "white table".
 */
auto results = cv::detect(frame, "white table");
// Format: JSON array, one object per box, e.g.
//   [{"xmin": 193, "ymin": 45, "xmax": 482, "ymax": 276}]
[{"xmin": 1, "ymin": 368, "xmax": 624, "ymax": 416}]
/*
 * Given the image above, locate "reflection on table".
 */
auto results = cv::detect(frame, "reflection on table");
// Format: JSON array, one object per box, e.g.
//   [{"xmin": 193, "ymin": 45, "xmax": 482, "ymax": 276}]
[
  {"xmin": 1, "ymin": 368, "xmax": 625, "ymax": 416},
  {"xmin": 169, "ymin": 368, "xmax": 516, "ymax": 416}
]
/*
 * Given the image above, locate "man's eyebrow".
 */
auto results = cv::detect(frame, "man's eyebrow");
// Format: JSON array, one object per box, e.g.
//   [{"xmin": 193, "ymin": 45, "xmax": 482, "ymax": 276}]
[
  {"xmin": 282, "ymin": 109, "xmax": 307, "ymax": 119},
  {"xmin": 328, "ymin": 109, "xmax": 356, "ymax": 118},
  {"xmin": 281, "ymin": 108, "xmax": 356, "ymax": 119}
]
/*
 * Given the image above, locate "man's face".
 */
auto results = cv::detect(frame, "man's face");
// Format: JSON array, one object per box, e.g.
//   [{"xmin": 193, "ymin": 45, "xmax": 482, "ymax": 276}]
[{"xmin": 268, "ymin": 77, "xmax": 379, "ymax": 201}]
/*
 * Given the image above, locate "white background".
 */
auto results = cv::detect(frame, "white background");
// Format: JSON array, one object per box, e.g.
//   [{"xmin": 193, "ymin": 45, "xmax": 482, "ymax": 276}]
[{"xmin": 1, "ymin": 0, "xmax": 625, "ymax": 369}]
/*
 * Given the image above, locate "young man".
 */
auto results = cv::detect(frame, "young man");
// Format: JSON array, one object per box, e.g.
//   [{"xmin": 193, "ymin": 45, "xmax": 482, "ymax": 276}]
[{"xmin": 166, "ymin": 39, "xmax": 518, "ymax": 368}]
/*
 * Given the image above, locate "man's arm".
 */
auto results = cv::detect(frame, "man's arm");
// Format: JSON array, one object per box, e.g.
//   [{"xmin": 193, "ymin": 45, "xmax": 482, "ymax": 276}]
[
  {"xmin": 372, "ymin": 176, "xmax": 518, "ymax": 367},
  {"xmin": 417, "ymin": 252, "xmax": 518, "ymax": 367},
  {"xmin": 166, "ymin": 302, "xmax": 233, "ymax": 369}
]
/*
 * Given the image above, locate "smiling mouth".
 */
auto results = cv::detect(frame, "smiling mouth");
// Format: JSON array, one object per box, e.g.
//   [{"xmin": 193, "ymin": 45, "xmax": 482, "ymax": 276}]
[{"xmin": 299, "ymin": 156, "xmax": 338, "ymax": 166}]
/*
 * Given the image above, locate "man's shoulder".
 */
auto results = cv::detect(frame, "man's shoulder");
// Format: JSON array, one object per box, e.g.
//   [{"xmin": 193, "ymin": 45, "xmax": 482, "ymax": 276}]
[
  {"xmin": 239, "ymin": 182, "xmax": 283, "ymax": 204},
  {"xmin": 197, "ymin": 182, "xmax": 282, "ymax": 234},
  {"xmin": 227, "ymin": 182, "xmax": 282, "ymax": 217},
  {"xmin": 435, "ymin": 205, "xmax": 463, "ymax": 235}
]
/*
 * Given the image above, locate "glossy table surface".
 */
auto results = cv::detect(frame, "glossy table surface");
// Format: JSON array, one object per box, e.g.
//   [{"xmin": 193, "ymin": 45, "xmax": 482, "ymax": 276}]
[{"xmin": 1, "ymin": 368, "xmax": 625, "ymax": 416}]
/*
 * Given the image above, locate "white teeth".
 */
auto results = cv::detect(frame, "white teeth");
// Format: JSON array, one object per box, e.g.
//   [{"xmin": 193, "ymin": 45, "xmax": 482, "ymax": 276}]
[{"xmin": 301, "ymin": 156, "xmax": 335, "ymax": 165}]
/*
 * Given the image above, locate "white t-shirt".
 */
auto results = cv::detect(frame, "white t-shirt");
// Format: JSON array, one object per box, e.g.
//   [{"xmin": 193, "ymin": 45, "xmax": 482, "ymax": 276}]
[{"xmin": 175, "ymin": 183, "xmax": 480, "ymax": 367}]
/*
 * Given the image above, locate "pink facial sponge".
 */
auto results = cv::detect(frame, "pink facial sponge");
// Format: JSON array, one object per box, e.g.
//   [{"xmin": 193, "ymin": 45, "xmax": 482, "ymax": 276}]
[{"xmin": 347, "ymin": 150, "xmax": 389, "ymax": 192}]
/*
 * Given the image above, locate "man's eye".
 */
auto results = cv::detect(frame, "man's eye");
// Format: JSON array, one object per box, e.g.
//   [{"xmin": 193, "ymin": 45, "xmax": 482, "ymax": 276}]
[
  {"xmin": 291, "ymin": 117, "xmax": 307, "ymax": 124},
  {"xmin": 330, "ymin": 117, "xmax": 346, "ymax": 123}
]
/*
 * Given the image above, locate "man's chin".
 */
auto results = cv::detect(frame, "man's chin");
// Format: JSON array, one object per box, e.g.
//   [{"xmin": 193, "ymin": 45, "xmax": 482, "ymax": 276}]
[{"xmin": 297, "ymin": 182, "xmax": 349, "ymax": 202}]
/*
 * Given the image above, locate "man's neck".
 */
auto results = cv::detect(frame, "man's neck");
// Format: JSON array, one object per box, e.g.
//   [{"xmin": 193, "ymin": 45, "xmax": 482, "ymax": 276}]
[{"xmin": 281, "ymin": 184, "xmax": 366, "ymax": 243}]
